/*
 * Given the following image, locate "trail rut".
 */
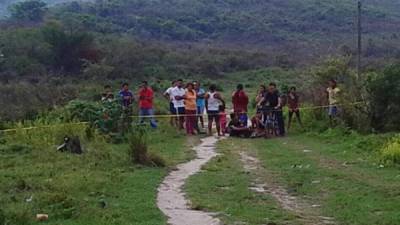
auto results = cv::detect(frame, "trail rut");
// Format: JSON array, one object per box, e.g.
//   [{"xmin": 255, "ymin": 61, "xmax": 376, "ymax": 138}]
[{"xmin": 239, "ymin": 151, "xmax": 335, "ymax": 225}]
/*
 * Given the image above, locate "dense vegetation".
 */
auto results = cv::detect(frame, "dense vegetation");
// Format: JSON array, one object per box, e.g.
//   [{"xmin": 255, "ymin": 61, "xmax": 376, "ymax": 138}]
[
  {"xmin": 40, "ymin": 0, "xmax": 400, "ymax": 62},
  {"xmin": 1, "ymin": 0, "xmax": 400, "ymax": 121},
  {"xmin": 0, "ymin": 1, "xmax": 400, "ymax": 224}
]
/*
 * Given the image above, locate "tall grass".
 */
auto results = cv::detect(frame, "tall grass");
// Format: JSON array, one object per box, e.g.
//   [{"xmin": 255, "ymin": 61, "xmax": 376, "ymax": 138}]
[
  {"xmin": 381, "ymin": 135, "xmax": 400, "ymax": 165},
  {"xmin": 128, "ymin": 126, "xmax": 165, "ymax": 167}
]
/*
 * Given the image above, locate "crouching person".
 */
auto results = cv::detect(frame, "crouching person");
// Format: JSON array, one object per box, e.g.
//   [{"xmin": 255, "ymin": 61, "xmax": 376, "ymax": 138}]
[
  {"xmin": 227, "ymin": 113, "xmax": 252, "ymax": 138},
  {"xmin": 251, "ymin": 111, "xmax": 266, "ymax": 138}
]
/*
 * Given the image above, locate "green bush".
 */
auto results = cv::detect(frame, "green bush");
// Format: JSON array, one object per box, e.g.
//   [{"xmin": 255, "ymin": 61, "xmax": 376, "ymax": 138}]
[
  {"xmin": 368, "ymin": 64, "xmax": 400, "ymax": 132},
  {"xmin": 381, "ymin": 135, "xmax": 400, "ymax": 165},
  {"xmin": 307, "ymin": 57, "xmax": 371, "ymax": 132},
  {"xmin": 128, "ymin": 127, "xmax": 165, "ymax": 167},
  {"xmin": 65, "ymin": 100, "xmax": 123, "ymax": 134}
]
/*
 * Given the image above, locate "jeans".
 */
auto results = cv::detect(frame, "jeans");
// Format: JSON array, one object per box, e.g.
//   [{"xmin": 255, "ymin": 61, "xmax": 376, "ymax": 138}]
[
  {"xmin": 328, "ymin": 105, "xmax": 338, "ymax": 117},
  {"xmin": 139, "ymin": 108, "xmax": 157, "ymax": 128}
]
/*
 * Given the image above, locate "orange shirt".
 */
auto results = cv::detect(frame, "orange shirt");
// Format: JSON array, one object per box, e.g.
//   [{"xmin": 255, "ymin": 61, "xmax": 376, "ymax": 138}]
[{"xmin": 185, "ymin": 90, "xmax": 197, "ymax": 111}]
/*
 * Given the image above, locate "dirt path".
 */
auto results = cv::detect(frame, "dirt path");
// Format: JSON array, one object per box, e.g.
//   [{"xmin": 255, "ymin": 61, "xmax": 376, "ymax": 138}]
[
  {"xmin": 157, "ymin": 136, "xmax": 221, "ymax": 225},
  {"xmin": 239, "ymin": 151, "xmax": 335, "ymax": 225}
]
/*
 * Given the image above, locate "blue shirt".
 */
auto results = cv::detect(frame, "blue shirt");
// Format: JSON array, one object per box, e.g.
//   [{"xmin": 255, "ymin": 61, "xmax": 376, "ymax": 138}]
[
  {"xmin": 119, "ymin": 90, "xmax": 133, "ymax": 107},
  {"xmin": 196, "ymin": 88, "xmax": 205, "ymax": 107},
  {"xmin": 239, "ymin": 114, "xmax": 248, "ymax": 127}
]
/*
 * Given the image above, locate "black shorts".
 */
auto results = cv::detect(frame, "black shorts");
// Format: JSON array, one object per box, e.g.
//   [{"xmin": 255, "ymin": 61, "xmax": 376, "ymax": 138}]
[
  {"xmin": 207, "ymin": 110, "xmax": 220, "ymax": 121},
  {"xmin": 169, "ymin": 102, "xmax": 175, "ymax": 114},
  {"xmin": 176, "ymin": 107, "xmax": 185, "ymax": 115}
]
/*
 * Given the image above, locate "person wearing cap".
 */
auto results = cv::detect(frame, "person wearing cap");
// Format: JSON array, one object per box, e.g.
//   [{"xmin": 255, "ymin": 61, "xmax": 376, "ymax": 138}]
[{"xmin": 138, "ymin": 81, "xmax": 157, "ymax": 128}]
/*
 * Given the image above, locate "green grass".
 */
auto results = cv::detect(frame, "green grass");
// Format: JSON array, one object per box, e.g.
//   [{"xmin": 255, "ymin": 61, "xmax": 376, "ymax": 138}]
[
  {"xmin": 185, "ymin": 140, "xmax": 300, "ymax": 225},
  {"xmin": 0, "ymin": 122, "xmax": 193, "ymax": 225},
  {"xmin": 186, "ymin": 133, "xmax": 400, "ymax": 225},
  {"xmin": 254, "ymin": 134, "xmax": 400, "ymax": 225}
]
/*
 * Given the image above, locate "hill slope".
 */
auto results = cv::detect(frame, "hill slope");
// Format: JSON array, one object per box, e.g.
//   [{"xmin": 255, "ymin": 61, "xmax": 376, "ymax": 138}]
[{"xmin": 48, "ymin": 0, "xmax": 400, "ymax": 62}]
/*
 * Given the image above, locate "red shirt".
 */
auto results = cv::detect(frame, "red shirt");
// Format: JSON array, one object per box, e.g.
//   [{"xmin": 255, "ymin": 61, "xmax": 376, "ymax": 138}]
[
  {"xmin": 287, "ymin": 93, "xmax": 299, "ymax": 109},
  {"xmin": 138, "ymin": 87, "xmax": 154, "ymax": 109},
  {"xmin": 232, "ymin": 90, "xmax": 249, "ymax": 113}
]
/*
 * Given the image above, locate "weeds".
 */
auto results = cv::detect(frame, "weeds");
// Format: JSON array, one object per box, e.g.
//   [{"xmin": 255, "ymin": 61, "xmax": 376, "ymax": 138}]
[
  {"xmin": 128, "ymin": 126, "xmax": 165, "ymax": 167},
  {"xmin": 381, "ymin": 135, "xmax": 400, "ymax": 165}
]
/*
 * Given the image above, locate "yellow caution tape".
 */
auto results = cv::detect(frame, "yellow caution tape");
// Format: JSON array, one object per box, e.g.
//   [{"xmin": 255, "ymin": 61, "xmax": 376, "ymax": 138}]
[{"xmin": 0, "ymin": 101, "xmax": 365, "ymax": 133}]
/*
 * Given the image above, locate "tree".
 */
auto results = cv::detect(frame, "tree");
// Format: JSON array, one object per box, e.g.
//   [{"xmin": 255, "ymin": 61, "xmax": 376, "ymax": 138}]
[
  {"xmin": 9, "ymin": 0, "xmax": 47, "ymax": 22},
  {"xmin": 368, "ymin": 64, "xmax": 400, "ymax": 132},
  {"xmin": 41, "ymin": 23, "xmax": 99, "ymax": 73}
]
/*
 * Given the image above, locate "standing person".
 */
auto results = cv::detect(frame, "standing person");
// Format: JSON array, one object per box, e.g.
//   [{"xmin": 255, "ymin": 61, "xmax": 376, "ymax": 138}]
[
  {"xmin": 101, "ymin": 85, "xmax": 115, "ymax": 102},
  {"xmin": 255, "ymin": 85, "xmax": 267, "ymax": 107},
  {"xmin": 119, "ymin": 82, "xmax": 134, "ymax": 108},
  {"xmin": 232, "ymin": 84, "xmax": 249, "ymax": 126},
  {"xmin": 194, "ymin": 81, "xmax": 206, "ymax": 129},
  {"xmin": 205, "ymin": 84, "xmax": 225, "ymax": 136},
  {"xmin": 119, "ymin": 82, "xmax": 134, "ymax": 131},
  {"xmin": 287, "ymin": 86, "xmax": 303, "ymax": 131},
  {"xmin": 184, "ymin": 82, "xmax": 197, "ymax": 135},
  {"xmin": 232, "ymin": 84, "xmax": 249, "ymax": 113},
  {"xmin": 170, "ymin": 79, "xmax": 186, "ymax": 129},
  {"xmin": 326, "ymin": 79, "xmax": 341, "ymax": 126},
  {"xmin": 258, "ymin": 83, "xmax": 285, "ymax": 136},
  {"xmin": 164, "ymin": 80, "xmax": 177, "ymax": 126},
  {"xmin": 138, "ymin": 81, "xmax": 157, "ymax": 128}
]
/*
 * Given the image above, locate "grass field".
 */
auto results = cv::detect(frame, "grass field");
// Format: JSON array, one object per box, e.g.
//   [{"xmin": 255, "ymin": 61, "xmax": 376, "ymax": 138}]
[
  {"xmin": 0, "ymin": 123, "xmax": 194, "ymax": 225},
  {"xmin": 186, "ymin": 131, "xmax": 400, "ymax": 225}
]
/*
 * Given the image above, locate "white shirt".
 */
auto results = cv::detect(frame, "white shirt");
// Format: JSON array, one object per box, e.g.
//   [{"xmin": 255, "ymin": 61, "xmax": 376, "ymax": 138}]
[
  {"xmin": 170, "ymin": 86, "xmax": 186, "ymax": 108},
  {"xmin": 164, "ymin": 87, "xmax": 175, "ymax": 101},
  {"xmin": 207, "ymin": 92, "xmax": 220, "ymax": 111}
]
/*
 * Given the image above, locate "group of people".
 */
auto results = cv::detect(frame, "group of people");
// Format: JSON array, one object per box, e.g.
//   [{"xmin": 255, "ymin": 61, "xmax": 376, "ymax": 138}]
[
  {"xmin": 101, "ymin": 81, "xmax": 158, "ymax": 128},
  {"xmin": 163, "ymin": 80, "xmax": 226, "ymax": 136},
  {"xmin": 163, "ymin": 80, "xmax": 303, "ymax": 137},
  {"xmin": 101, "ymin": 78, "xmax": 341, "ymax": 137}
]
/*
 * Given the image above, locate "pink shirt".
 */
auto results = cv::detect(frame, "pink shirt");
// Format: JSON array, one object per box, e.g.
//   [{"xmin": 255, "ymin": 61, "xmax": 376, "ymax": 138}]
[{"xmin": 220, "ymin": 112, "xmax": 227, "ymax": 124}]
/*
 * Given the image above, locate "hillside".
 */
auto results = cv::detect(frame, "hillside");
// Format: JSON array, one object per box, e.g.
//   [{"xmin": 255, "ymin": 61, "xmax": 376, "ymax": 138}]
[
  {"xmin": 1, "ymin": 0, "xmax": 400, "ymax": 121},
  {"xmin": 49, "ymin": 0, "xmax": 400, "ymax": 60},
  {"xmin": 0, "ymin": 0, "xmax": 74, "ymax": 16}
]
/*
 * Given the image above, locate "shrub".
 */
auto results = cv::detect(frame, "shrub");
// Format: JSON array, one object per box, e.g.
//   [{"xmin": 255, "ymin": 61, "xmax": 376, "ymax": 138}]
[
  {"xmin": 65, "ymin": 100, "xmax": 123, "ymax": 134},
  {"xmin": 306, "ymin": 57, "xmax": 371, "ymax": 131},
  {"xmin": 128, "ymin": 127, "xmax": 165, "ymax": 167},
  {"xmin": 368, "ymin": 64, "xmax": 400, "ymax": 132},
  {"xmin": 0, "ymin": 209, "xmax": 5, "ymax": 225},
  {"xmin": 0, "ymin": 82, "xmax": 78, "ymax": 121},
  {"xmin": 381, "ymin": 135, "xmax": 400, "ymax": 165}
]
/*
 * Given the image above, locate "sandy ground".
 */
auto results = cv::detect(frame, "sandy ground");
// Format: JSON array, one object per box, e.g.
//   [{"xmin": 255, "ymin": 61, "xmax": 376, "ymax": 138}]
[
  {"xmin": 157, "ymin": 136, "xmax": 221, "ymax": 225},
  {"xmin": 239, "ymin": 151, "xmax": 336, "ymax": 225}
]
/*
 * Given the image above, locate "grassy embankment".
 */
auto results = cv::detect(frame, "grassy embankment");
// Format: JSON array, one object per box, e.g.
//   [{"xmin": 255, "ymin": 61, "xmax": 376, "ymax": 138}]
[{"xmin": 0, "ymin": 122, "xmax": 195, "ymax": 225}]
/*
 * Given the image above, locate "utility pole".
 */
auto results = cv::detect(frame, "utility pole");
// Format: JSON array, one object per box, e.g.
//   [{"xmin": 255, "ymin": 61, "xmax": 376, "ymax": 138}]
[{"xmin": 357, "ymin": 0, "xmax": 362, "ymax": 80}]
